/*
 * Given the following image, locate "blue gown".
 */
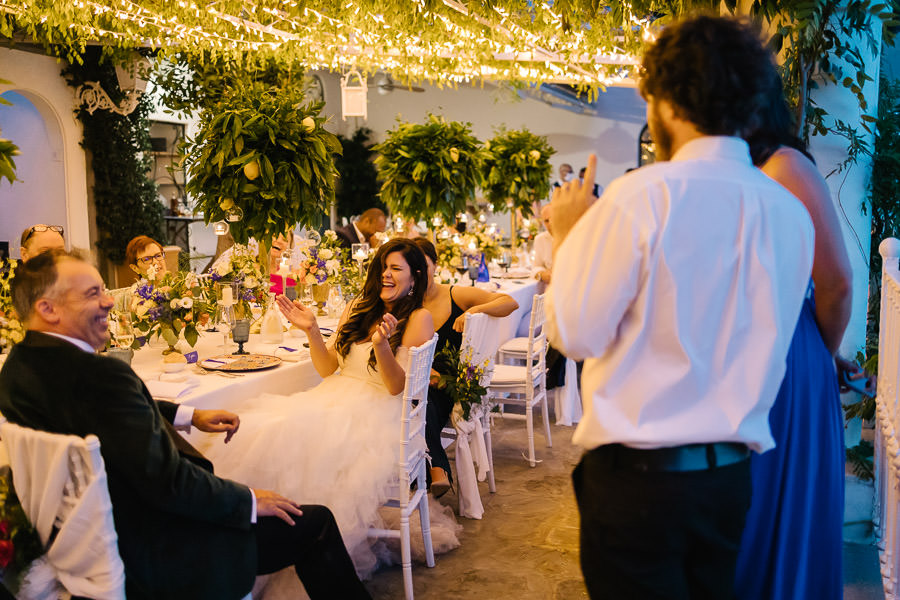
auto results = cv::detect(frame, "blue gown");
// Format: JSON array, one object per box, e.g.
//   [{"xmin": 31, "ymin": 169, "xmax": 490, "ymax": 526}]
[{"xmin": 735, "ymin": 293, "xmax": 844, "ymax": 599}]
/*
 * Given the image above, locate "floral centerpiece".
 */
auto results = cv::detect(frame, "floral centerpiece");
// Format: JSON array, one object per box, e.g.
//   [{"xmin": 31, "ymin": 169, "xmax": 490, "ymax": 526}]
[
  {"xmin": 295, "ymin": 231, "xmax": 344, "ymax": 286},
  {"xmin": 207, "ymin": 244, "xmax": 269, "ymax": 316},
  {"xmin": 0, "ymin": 260, "xmax": 24, "ymax": 353},
  {"xmin": 374, "ymin": 114, "xmax": 488, "ymax": 225},
  {"xmin": 463, "ymin": 221, "xmax": 503, "ymax": 261},
  {"xmin": 0, "ymin": 466, "xmax": 43, "ymax": 595},
  {"xmin": 132, "ymin": 268, "xmax": 214, "ymax": 349},
  {"xmin": 436, "ymin": 345, "xmax": 491, "ymax": 422}
]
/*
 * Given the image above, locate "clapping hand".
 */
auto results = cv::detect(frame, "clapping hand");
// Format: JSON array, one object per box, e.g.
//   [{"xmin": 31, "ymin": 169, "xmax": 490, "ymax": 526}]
[
  {"xmin": 551, "ymin": 153, "xmax": 599, "ymax": 245},
  {"xmin": 372, "ymin": 313, "xmax": 398, "ymax": 347},
  {"xmin": 254, "ymin": 488, "xmax": 303, "ymax": 525},
  {"xmin": 276, "ymin": 295, "xmax": 316, "ymax": 332},
  {"xmin": 192, "ymin": 410, "xmax": 240, "ymax": 443}
]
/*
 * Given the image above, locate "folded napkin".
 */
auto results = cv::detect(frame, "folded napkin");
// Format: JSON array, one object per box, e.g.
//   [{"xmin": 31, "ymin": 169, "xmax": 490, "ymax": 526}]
[
  {"xmin": 274, "ymin": 346, "xmax": 309, "ymax": 362},
  {"xmin": 475, "ymin": 281, "xmax": 500, "ymax": 291},
  {"xmin": 145, "ymin": 378, "xmax": 199, "ymax": 401}
]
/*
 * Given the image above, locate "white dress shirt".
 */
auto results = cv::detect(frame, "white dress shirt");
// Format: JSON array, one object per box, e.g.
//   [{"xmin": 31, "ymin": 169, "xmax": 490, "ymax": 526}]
[
  {"xmin": 533, "ymin": 231, "xmax": 553, "ymax": 272},
  {"xmin": 547, "ymin": 137, "xmax": 814, "ymax": 453}
]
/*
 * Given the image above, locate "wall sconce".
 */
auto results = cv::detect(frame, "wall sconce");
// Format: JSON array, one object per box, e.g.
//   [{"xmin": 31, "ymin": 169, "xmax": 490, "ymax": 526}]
[
  {"xmin": 340, "ymin": 69, "xmax": 367, "ymax": 121},
  {"xmin": 76, "ymin": 53, "xmax": 150, "ymax": 116}
]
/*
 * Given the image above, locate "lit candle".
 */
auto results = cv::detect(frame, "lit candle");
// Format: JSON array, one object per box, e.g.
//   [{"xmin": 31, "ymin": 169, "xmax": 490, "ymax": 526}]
[
  {"xmin": 353, "ymin": 249, "xmax": 367, "ymax": 262},
  {"xmin": 468, "ymin": 241, "xmax": 477, "ymax": 252},
  {"xmin": 221, "ymin": 286, "xmax": 234, "ymax": 306}
]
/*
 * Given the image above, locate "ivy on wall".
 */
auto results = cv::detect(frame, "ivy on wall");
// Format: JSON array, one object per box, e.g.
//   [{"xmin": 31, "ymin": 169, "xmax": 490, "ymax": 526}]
[{"xmin": 62, "ymin": 49, "xmax": 164, "ymax": 264}]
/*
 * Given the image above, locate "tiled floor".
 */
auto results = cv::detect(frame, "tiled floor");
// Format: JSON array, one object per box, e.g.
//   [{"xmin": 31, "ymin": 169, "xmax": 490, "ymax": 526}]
[{"xmin": 367, "ymin": 418, "xmax": 885, "ymax": 599}]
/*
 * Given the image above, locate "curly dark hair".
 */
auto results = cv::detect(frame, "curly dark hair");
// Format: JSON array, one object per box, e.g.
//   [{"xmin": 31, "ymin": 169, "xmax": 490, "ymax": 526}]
[
  {"xmin": 744, "ymin": 72, "xmax": 813, "ymax": 166},
  {"xmin": 334, "ymin": 238, "xmax": 428, "ymax": 371},
  {"xmin": 639, "ymin": 15, "xmax": 780, "ymax": 139}
]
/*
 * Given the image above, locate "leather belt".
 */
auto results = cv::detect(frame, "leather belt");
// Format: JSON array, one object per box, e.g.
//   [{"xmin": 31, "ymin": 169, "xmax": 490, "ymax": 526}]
[{"xmin": 599, "ymin": 442, "xmax": 751, "ymax": 472}]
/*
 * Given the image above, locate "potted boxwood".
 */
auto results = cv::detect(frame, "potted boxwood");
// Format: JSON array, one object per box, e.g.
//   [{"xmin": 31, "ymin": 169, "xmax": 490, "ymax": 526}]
[
  {"xmin": 184, "ymin": 81, "xmax": 341, "ymax": 261},
  {"xmin": 374, "ymin": 114, "xmax": 487, "ymax": 226}
]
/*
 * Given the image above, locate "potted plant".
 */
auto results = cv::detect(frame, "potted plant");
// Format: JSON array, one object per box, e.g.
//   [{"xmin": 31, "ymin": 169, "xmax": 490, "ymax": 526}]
[
  {"xmin": 482, "ymin": 127, "xmax": 554, "ymax": 248},
  {"xmin": 374, "ymin": 114, "xmax": 488, "ymax": 226},
  {"xmin": 183, "ymin": 81, "xmax": 341, "ymax": 265}
]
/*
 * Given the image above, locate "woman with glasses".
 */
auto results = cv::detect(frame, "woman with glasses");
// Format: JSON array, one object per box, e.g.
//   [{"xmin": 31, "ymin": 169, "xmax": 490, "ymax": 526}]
[
  {"xmin": 19, "ymin": 224, "xmax": 65, "ymax": 261},
  {"xmin": 125, "ymin": 235, "xmax": 168, "ymax": 278}
]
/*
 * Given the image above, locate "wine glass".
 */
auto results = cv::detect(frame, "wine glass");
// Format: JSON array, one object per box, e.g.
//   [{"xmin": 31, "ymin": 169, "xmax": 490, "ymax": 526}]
[
  {"xmin": 214, "ymin": 304, "xmax": 236, "ymax": 354},
  {"xmin": 232, "ymin": 319, "xmax": 251, "ymax": 355},
  {"xmin": 110, "ymin": 312, "xmax": 135, "ymax": 349},
  {"xmin": 351, "ymin": 243, "xmax": 369, "ymax": 271},
  {"xmin": 467, "ymin": 261, "xmax": 480, "ymax": 286},
  {"xmin": 498, "ymin": 250, "xmax": 512, "ymax": 274},
  {"xmin": 455, "ymin": 255, "xmax": 469, "ymax": 284}
]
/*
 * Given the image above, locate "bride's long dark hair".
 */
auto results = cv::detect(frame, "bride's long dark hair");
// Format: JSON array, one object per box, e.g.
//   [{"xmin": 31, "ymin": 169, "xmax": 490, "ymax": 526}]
[{"xmin": 335, "ymin": 238, "xmax": 428, "ymax": 371}]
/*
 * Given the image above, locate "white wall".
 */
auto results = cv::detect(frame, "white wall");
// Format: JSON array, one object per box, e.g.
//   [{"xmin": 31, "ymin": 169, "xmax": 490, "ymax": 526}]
[{"xmin": 0, "ymin": 48, "xmax": 90, "ymax": 258}]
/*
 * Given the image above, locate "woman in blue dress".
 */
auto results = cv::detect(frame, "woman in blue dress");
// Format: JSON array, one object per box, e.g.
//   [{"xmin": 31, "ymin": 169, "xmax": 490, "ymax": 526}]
[{"xmin": 734, "ymin": 81, "xmax": 854, "ymax": 599}]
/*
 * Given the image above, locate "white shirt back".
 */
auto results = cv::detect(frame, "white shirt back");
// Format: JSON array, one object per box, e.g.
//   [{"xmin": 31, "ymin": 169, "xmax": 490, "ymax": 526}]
[{"xmin": 546, "ymin": 137, "xmax": 814, "ymax": 453}]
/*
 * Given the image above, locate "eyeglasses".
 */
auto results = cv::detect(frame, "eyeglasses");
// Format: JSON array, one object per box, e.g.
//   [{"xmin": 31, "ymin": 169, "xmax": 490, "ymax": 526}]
[
  {"xmin": 137, "ymin": 252, "xmax": 165, "ymax": 264},
  {"xmin": 23, "ymin": 225, "xmax": 64, "ymax": 244}
]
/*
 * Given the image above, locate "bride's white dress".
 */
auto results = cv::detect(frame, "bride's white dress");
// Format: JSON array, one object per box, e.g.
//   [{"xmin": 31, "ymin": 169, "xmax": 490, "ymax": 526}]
[{"xmin": 202, "ymin": 341, "xmax": 461, "ymax": 595}]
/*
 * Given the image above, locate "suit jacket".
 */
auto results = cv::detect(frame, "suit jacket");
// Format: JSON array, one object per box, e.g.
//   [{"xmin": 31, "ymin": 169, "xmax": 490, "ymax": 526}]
[
  {"xmin": 334, "ymin": 224, "xmax": 364, "ymax": 249},
  {"xmin": 0, "ymin": 332, "xmax": 256, "ymax": 600}
]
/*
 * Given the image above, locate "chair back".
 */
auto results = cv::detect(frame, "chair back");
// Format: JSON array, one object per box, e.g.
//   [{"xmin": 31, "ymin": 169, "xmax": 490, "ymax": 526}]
[
  {"xmin": 399, "ymin": 334, "xmax": 439, "ymax": 475},
  {"xmin": 461, "ymin": 312, "xmax": 498, "ymax": 385},
  {"xmin": 0, "ymin": 419, "xmax": 126, "ymax": 600},
  {"xmin": 526, "ymin": 293, "xmax": 547, "ymax": 381}
]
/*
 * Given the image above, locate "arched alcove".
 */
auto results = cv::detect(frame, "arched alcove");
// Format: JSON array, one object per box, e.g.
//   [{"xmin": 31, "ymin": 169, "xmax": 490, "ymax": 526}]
[{"xmin": 0, "ymin": 90, "xmax": 68, "ymax": 259}]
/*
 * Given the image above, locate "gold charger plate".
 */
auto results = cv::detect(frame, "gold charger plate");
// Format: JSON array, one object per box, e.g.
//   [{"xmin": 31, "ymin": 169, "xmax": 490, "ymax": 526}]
[{"xmin": 200, "ymin": 354, "xmax": 282, "ymax": 372}]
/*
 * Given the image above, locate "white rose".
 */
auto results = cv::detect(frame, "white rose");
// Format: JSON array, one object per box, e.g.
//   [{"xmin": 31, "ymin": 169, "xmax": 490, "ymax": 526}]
[
  {"xmin": 325, "ymin": 230, "xmax": 337, "ymax": 239},
  {"xmin": 326, "ymin": 259, "xmax": 340, "ymax": 274},
  {"xmin": 180, "ymin": 297, "xmax": 194, "ymax": 309},
  {"xmin": 439, "ymin": 268, "xmax": 453, "ymax": 282},
  {"xmin": 146, "ymin": 265, "xmax": 158, "ymax": 281},
  {"xmin": 185, "ymin": 273, "xmax": 199, "ymax": 289},
  {"xmin": 170, "ymin": 299, "xmax": 180, "ymax": 309},
  {"xmin": 244, "ymin": 276, "xmax": 258, "ymax": 289},
  {"xmin": 319, "ymin": 248, "xmax": 333, "ymax": 260}
]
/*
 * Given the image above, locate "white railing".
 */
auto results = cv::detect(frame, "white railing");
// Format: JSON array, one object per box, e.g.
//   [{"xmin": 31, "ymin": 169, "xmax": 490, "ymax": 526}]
[{"xmin": 876, "ymin": 237, "xmax": 900, "ymax": 599}]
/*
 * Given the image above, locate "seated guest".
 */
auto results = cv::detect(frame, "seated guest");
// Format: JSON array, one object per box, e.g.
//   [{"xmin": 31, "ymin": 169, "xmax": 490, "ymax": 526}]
[
  {"xmin": 125, "ymin": 235, "xmax": 168, "ymax": 278},
  {"xmin": 411, "ymin": 238, "xmax": 518, "ymax": 495},
  {"xmin": 533, "ymin": 204, "xmax": 554, "ymax": 285},
  {"xmin": 335, "ymin": 208, "xmax": 387, "ymax": 249},
  {"xmin": 19, "ymin": 224, "xmax": 65, "ymax": 261},
  {"xmin": 0, "ymin": 249, "xmax": 370, "ymax": 599}
]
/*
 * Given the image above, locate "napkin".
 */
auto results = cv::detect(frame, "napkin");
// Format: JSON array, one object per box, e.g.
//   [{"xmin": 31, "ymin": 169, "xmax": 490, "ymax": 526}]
[
  {"xmin": 274, "ymin": 346, "xmax": 309, "ymax": 362},
  {"xmin": 475, "ymin": 281, "xmax": 500, "ymax": 291},
  {"xmin": 145, "ymin": 378, "xmax": 199, "ymax": 401}
]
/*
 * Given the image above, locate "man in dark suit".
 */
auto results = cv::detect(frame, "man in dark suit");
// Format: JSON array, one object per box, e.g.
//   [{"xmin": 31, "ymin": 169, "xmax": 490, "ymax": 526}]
[
  {"xmin": 0, "ymin": 250, "xmax": 370, "ymax": 600},
  {"xmin": 334, "ymin": 208, "xmax": 387, "ymax": 249}
]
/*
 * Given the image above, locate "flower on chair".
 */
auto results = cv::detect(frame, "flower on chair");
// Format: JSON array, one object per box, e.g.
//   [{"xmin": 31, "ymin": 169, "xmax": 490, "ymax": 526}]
[{"xmin": 0, "ymin": 466, "xmax": 42, "ymax": 594}]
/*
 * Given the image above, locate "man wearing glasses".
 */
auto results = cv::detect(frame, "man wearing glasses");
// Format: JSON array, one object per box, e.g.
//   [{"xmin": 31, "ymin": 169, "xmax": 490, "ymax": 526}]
[{"xmin": 19, "ymin": 224, "xmax": 65, "ymax": 262}]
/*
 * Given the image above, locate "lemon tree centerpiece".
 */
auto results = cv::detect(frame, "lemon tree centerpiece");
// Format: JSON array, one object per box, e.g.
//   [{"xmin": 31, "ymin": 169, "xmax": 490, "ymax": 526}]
[
  {"xmin": 184, "ymin": 81, "xmax": 341, "ymax": 266},
  {"xmin": 374, "ymin": 114, "xmax": 488, "ymax": 227},
  {"xmin": 482, "ymin": 127, "xmax": 554, "ymax": 248}
]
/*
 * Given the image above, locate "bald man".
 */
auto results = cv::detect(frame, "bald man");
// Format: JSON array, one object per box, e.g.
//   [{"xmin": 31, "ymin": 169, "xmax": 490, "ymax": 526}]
[
  {"xmin": 334, "ymin": 208, "xmax": 387, "ymax": 249},
  {"xmin": 19, "ymin": 224, "xmax": 66, "ymax": 261}
]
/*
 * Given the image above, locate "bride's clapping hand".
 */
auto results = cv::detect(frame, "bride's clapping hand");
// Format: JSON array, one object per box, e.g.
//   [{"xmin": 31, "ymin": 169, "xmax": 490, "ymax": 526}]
[
  {"xmin": 372, "ymin": 313, "xmax": 398, "ymax": 347},
  {"xmin": 276, "ymin": 294, "xmax": 316, "ymax": 331}
]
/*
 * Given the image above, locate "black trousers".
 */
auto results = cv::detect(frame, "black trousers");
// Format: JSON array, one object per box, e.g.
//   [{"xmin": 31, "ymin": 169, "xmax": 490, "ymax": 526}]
[
  {"xmin": 424, "ymin": 384, "xmax": 454, "ymax": 484},
  {"xmin": 255, "ymin": 505, "xmax": 370, "ymax": 599},
  {"xmin": 572, "ymin": 448, "xmax": 751, "ymax": 600}
]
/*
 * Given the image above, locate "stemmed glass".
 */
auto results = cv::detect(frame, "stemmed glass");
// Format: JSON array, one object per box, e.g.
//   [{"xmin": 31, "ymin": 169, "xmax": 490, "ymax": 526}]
[
  {"xmin": 110, "ymin": 312, "xmax": 135, "ymax": 349},
  {"xmin": 455, "ymin": 255, "xmax": 469, "ymax": 284},
  {"xmin": 467, "ymin": 260, "xmax": 480, "ymax": 286},
  {"xmin": 498, "ymin": 250, "xmax": 512, "ymax": 275},
  {"xmin": 214, "ymin": 304, "xmax": 236, "ymax": 354}
]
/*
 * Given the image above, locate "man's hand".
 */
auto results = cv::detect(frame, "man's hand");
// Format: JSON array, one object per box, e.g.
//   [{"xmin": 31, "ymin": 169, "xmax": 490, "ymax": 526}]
[
  {"xmin": 254, "ymin": 488, "xmax": 303, "ymax": 525},
  {"xmin": 192, "ymin": 410, "xmax": 240, "ymax": 443},
  {"xmin": 551, "ymin": 154, "xmax": 599, "ymax": 248}
]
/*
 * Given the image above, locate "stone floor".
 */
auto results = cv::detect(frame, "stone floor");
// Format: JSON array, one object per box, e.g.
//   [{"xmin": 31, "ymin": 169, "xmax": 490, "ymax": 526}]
[{"xmin": 367, "ymin": 417, "xmax": 885, "ymax": 599}]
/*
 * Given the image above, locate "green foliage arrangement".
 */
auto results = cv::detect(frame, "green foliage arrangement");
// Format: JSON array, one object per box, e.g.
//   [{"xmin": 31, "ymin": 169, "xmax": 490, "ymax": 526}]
[
  {"xmin": 183, "ymin": 82, "xmax": 341, "ymax": 250},
  {"xmin": 62, "ymin": 51, "xmax": 165, "ymax": 264},
  {"xmin": 482, "ymin": 127, "xmax": 555, "ymax": 218},
  {"xmin": 0, "ymin": 466, "xmax": 43, "ymax": 594},
  {"xmin": 335, "ymin": 128, "xmax": 383, "ymax": 221},
  {"xmin": 436, "ymin": 345, "xmax": 490, "ymax": 422},
  {"xmin": 374, "ymin": 114, "xmax": 488, "ymax": 224},
  {"xmin": 0, "ymin": 80, "xmax": 20, "ymax": 185}
]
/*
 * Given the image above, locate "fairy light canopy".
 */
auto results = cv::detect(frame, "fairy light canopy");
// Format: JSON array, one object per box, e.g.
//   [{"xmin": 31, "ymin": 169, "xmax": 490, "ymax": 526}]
[{"xmin": 0, "ymin": 0, "xmax": 657, "ymax": 87}]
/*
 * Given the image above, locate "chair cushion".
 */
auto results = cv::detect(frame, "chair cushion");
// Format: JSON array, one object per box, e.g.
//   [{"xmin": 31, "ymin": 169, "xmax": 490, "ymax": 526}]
[
  {"xmin": 499, "ymin": 337, "xmax": 545, "ymax": 356},
  {"xmin": 490, "ymin": 364, "xmax": 528, "ymax": 384}
]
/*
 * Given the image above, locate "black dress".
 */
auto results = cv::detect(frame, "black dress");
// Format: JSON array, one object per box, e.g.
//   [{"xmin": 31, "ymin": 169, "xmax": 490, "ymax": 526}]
[{"xmin": 425, "ymin": 287, "xmax": 465, "ymax": 483}]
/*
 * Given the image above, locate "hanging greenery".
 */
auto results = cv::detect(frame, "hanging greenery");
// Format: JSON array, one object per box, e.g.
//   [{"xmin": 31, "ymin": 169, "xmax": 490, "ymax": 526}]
[
  {"xmin": 335, "ymin": 128, "xmax": 383, "ymax": 221},
  {"xmin": 482, "ymin": 127, "xmax": 554, "ymax": 218},
  {"xmin": 62, "ymin": 50, "xmax": 164, "ymax": 264},
  {"xmin": 0, "ymin": 79, "xmax": 20, "ymax": 185},
  {"xmin": 374, "ymin": 114, "xmax": 488, "ymax": 224},
  {"xmin": 183, "ymin": 80, "xmax": 341, "ymax": 250}
]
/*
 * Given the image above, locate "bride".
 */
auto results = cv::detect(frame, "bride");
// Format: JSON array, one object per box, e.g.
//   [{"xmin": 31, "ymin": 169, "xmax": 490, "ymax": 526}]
[{"xmin": 204, "ymin": 238, "xmax": 452, "ymax": 586}]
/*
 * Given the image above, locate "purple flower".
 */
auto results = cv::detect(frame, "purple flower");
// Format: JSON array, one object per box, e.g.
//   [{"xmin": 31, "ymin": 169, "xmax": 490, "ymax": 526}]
[
  {"xmin": 241, "ymin": 289, "xmax": 255, "ymax": 301},
  {"xmin": 210, "ymin": 272, "xmax": 223, "ymax": 282},
  {"xmin": 465, "ymin": 364, "xmax": 476, "ymax": 381},
  {"xmin": 148, "ymin": 306, "xmax": 164, "ymax": 320},
  {"xmin": 136, "ymin": 284, "xmax": 154, "ymax": 300}
]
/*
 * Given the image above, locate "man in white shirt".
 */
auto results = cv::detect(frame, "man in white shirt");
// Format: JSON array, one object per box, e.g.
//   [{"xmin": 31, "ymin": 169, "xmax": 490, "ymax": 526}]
[{"xmin": 547, "ymin": 16, "xmax": 815, "ymax": 599}]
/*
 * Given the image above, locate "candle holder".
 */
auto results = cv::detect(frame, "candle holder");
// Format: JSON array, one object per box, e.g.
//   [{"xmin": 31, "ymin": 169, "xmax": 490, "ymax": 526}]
[{"xmin": 232, "ymin": 319, "xmax": 250, "ymax": 355}]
